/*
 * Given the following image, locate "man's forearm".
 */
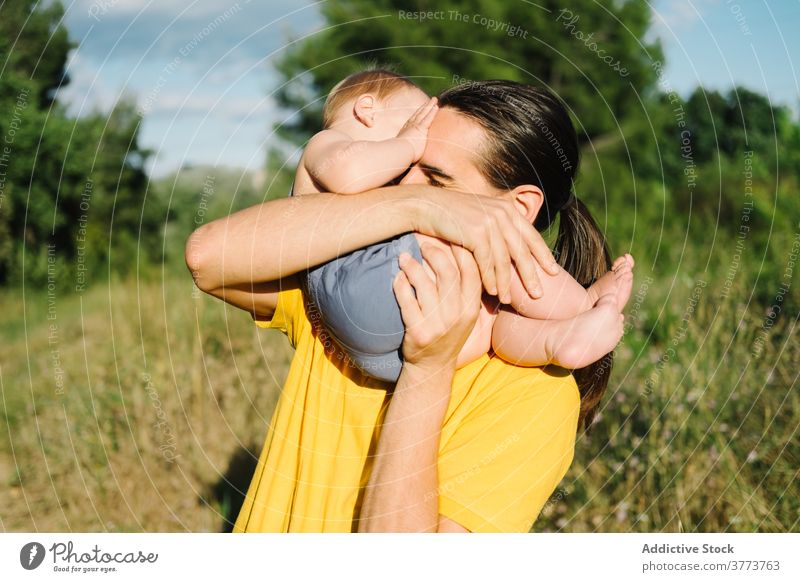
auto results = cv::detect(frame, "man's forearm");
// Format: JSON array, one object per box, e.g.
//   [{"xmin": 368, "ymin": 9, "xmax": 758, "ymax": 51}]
[
  {"xmin": 186, "ymin": 186, "xmax": 427, "ymax": 292},
  {"xmin": 358, "ymin": 364, "xmax": 453, "ymax": 532}
]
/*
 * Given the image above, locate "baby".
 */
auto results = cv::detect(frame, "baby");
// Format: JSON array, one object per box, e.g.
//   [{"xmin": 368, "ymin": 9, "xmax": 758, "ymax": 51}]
[{"xmin": 293, "ymin": 69, "xmax": 634, "ymax": 382}]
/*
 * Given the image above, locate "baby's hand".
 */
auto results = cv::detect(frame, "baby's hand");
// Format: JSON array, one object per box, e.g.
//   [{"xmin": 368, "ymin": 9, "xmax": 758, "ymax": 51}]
[{"xmin": 397, "ymin": 97, "xmax": 438, "ymax": 162}]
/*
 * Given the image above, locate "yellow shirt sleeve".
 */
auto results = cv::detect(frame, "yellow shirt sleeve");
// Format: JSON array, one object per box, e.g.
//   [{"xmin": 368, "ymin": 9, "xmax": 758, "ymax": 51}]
[
  {"xmin": 437, "ymin": 367, "xmax": 580, "ymax": 533},
  {"xmin": 253, "ymin": 287, "xmax": 305, "ymax": 348}
]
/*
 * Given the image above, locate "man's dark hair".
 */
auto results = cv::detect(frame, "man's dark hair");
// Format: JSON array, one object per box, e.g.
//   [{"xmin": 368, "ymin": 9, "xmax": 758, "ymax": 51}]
[{"xmin": 439, "ymin": 80, "xmax": 613, "ymax": 432}]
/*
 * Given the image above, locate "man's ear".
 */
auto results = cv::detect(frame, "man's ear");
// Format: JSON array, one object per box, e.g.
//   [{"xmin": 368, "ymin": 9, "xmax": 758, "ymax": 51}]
[
  {"xmin": 353, "ymin": 93, "xmax": 376, "ymax": 127},
  {"xmin": 509, "ymin": 184, "xmax": 544, "ymax": 223}
]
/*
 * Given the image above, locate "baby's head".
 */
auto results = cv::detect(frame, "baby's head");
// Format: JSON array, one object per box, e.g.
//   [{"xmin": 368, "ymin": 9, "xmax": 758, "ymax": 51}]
[{"xmin": 322, "ymin": 69, "xmax": 429, "ymax": 139}]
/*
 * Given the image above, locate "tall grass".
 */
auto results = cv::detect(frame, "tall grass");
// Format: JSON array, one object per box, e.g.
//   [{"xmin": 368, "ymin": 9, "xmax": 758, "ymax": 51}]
[
  {"xmin": 538, "ymin": 240, "xmax": 799, "ymax": 532},
  {"xmin": 0, "ymin": 271, "xmax": 292, "ymax": 531},
  {"xmin": 1, "ymin": 237, "xmax": 797, "ymax": 532}
]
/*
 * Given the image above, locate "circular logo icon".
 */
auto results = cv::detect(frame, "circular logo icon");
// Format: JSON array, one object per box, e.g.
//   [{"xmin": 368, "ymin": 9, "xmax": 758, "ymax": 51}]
[{"xmin": 20, "ymin": 542, "xmax": 46, "ymax": 570}]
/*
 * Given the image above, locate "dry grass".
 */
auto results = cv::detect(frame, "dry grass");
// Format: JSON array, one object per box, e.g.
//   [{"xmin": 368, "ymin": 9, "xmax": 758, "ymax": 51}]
[
  {"xmin": 1, "ymin": 261, "xmax": 798, "ymax": 532},
  {"xmin": 537, "ymin": 272, "xmax": 800, "ymax": 532},
  {"xmin": 0, "ymin": 272, "xmax": 292, "ymax": 532}
]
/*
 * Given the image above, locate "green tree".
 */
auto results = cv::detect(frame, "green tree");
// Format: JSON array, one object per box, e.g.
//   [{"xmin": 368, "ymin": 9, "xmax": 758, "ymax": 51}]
[
  {"xmin": 684, "ymin": 87, "xmax": 788, "ymax": 163},
  {"xmin": 0, "ymin": 0, "xmax": 72, "ymax": 108},
  {"xmin": 273, "ymin": 0, "xmax": 663, "ymax": 146},
  {"xmin": 684, "ymin": 88, "xmax": 728, "ymax": 164},
  {"xmin": 0, "ymin": 1, "xmax": 164, "ymax": 287}
]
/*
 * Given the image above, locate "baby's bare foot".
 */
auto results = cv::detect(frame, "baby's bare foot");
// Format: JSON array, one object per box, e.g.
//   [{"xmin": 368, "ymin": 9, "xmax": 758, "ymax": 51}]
[
  {"xmin": 589, "ymin": 268, "xmax": 618, "ymax": 302},
  {"xmin": 612, "ymin": 253, "xmax": 634, "ymax": 311},
  {"xmin": 588, "ymin": 253, "xmax": 634, "ymax": 310}
]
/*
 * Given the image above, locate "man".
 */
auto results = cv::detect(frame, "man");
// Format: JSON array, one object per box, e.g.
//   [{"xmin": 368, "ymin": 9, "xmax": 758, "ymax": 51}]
[{"xmin": 186, "ymin": 81, "xmax": 583, "ymax": 532}]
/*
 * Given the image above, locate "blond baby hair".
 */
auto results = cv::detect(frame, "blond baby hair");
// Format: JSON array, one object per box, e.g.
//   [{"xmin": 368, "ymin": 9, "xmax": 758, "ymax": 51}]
[{"xmin": 322, "ymin": 68, "xmax": 421, "ymax": 128}]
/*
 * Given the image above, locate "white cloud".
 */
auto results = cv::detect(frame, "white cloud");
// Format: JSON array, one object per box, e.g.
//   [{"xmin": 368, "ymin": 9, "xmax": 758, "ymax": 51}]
[
  {"xmin": 145, "ymin": 91, "xmax": 269, "ymax": 120},
  {"xmin": 58, "ymin": 0, "xmax": 321, "ymax": 175},
  {"xmin": 651, "ymin": 0, "xmax": 720, "ymax": 39},
  {"xmin": 58, "ymin": 51, "xmax": 122, "ymax": 116}
]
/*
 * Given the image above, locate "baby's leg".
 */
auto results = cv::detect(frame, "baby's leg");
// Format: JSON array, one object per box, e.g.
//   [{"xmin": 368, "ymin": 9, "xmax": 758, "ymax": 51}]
[
  {"xmin": 416, "ymin": 233, "xmax": 598, "ymax": 320},
  {"xmin": 492, "ymin": 294, "xmax": 624, "ymax": 369},
  {"xmin": 507, "ymin": 260, "xmax": 594, "ymax": 320},
  {"xmin": 493, "ymin": 254, "xmax": 635, "ymax": 369},
  {"xmin": 511, "ymin": 252, "xmax": 635, "ymax": 319}
]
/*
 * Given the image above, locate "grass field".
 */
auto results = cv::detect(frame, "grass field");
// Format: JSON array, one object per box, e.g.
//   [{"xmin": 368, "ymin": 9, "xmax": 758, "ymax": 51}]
[
  {"xmin": 1, "ymin": 248, "xmax": 798, "ymax": 532},
  {"xmin": 0, "ymin": 270, "xmax": 292, "ymax": 532}
]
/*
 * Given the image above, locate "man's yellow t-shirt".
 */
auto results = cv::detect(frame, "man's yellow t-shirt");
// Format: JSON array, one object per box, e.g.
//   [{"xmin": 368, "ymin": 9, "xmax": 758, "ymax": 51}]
[{"xmin": 233, "ymin": 286, "xmax": 580, "ymax": 533}]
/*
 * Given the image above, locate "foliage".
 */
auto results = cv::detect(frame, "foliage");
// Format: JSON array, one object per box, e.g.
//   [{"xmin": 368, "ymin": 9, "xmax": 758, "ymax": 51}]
[
  {"xmin": 0, "ymin": 0, "xmax": 71, "ymax": 108},
  {"xmin": 0, "ymin": 1, "xmax": 165, "ymax": 288},
  {"xmin": 273, "ymin": 0, "xmax": 663, "ymax": 146}
]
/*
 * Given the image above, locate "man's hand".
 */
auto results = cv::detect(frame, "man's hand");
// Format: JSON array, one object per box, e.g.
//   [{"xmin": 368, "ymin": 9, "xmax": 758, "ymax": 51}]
[
  {"xmin": 408, "ymin": 188, "xmax": 560, "ymax": 304},
  {"xmin": 397, "ymin": 97, "xmax": 438, "ymax": 162},
  {"xmin": 393, "ymin": 242, "xmax": 482, "ymax": 374}
]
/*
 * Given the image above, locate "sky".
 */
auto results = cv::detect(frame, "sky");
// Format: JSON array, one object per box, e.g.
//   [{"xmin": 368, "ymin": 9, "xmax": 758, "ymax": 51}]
[{"xmin": 56, "ymin": 0, "xmax": 800, "ymax": 178}]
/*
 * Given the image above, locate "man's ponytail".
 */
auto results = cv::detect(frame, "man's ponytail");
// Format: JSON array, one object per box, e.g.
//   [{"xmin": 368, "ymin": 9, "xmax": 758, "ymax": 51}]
[
  {"xmin": 554, "ymin": 197, "xmax": 611, "ymax": 286},
  {"xmin": 554, "ymin": 197, "xmax": 613, "ymax": 432}
]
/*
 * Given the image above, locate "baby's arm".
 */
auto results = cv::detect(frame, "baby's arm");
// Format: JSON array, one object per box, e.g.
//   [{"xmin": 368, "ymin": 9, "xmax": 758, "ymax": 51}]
[
  {"xmin": 304, "ymin": 97, "xmax": 438, "ymax": 195},
  {"xmin": 304, "ymin": 130, "xmax": 416, "ymax": 194}
]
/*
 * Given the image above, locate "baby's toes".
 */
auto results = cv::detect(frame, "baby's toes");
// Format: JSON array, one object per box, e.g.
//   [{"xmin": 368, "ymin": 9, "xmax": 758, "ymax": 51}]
[{"xmin": 616, "ymin": 263, "xmax": 633, "ymax": 277}]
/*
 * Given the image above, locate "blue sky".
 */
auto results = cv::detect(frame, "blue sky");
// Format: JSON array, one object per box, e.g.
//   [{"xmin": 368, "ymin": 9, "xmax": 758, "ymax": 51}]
[
  {"xmin": 57, "ymin": 0, "xmax": 800, "ymax": 177},
  {"xmin": 649, "ymin": 0, "xmax": 799, "ymax": 110}
]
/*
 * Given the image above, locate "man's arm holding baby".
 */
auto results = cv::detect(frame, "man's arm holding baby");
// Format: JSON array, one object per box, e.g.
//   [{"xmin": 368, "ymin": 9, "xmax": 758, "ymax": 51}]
[
  {"xmin": 186, "ymin": 185, "xmax": 557, "ymax": 321},
  {"xmin": 358, "ymin": 243, "xmax": 481, "ymax": 532},
  {"xmin": 185, "ymin": 187, "xmax": 423, "ymax": 319}
]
